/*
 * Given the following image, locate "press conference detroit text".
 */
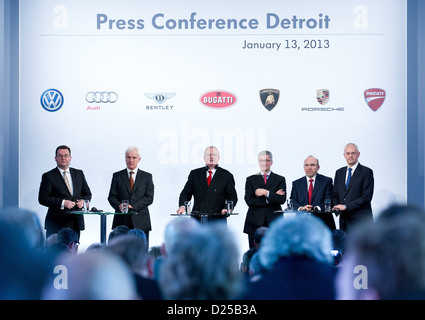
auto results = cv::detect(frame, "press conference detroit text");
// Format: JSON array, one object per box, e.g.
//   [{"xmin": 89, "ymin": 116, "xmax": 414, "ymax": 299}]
[{"xmin": 97, "ymin": 12, "xmax": 330, "ymax": 30}]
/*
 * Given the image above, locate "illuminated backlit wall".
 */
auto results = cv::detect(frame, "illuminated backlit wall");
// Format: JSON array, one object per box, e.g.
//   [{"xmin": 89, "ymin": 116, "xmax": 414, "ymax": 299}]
[{"xmin": 19, "ymin": 0, "xmax": 406, "ymax": 251}]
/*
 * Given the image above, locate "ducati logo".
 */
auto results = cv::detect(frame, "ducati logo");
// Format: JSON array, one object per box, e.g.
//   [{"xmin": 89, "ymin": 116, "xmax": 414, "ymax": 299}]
[
  {"xmin": 317, "ymin": 89, "xmax": 330, "ymax": 105},
  {"xmin": 260, "ymin": 89, "xmax": 279, "ymax": 111},
  {"xmin": 364, "ymin": 88, "xmax": 386, "ymax": 111}
]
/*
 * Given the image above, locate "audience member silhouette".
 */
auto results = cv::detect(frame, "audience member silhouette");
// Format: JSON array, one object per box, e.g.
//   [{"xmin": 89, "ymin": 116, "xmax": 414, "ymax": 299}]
[
  {"xmin": 159, "ymin": 223, "xmax": 243, "ymax": 300},
  {"xmin": 0, "ymin": 207, "xmax": 51, "ymax": 299},
  {"xmin": 108, "ymin": 234, "xmax": 163, "ymax": 300},
  {"xmin": 42, "ymin": 251, "xmax": 137, "ymax": 300},
  {"xmin": 336, "ymin": 204, "xmax": 425, "ymax": 300},
  {"xmin": 242, "ymin": 214, "xmax": 336, "ymax": 299},
  {"xmin": 57, "ymin": 227, "xmax": 80, "ymax": 254},
  {"xmin": 108, "ymin": 225, "xmax": 130, "ymax": 243}
]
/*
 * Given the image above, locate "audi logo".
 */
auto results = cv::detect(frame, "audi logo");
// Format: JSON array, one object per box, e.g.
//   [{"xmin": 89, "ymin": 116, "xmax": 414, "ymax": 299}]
[{"xmin": 86, "ymin": 91, "xmax": 118, "ymax": 103}]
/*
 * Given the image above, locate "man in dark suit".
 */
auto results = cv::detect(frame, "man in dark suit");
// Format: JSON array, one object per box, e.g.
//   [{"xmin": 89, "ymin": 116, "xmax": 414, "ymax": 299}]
[
  {"xmin": 177, "ymin": 146, "xmax": 237, "ymax": 224},
  {"xmin": 38, "ymin": 145, "xmax": 92, "ymax": 239},
  {"xmin": 290, "ymin": 155, "xmax": 336, "ymax": 230},
  {"xmin": 332, "ymin": 143, "xmax": 374, "ymax": 232},
  {"xmin": 108, "ymin": 146, "xmax": 154, "ymax": 245},
  {"xmin": 243, "ymin": 150, "xmax": 286, "ymax": 248}
]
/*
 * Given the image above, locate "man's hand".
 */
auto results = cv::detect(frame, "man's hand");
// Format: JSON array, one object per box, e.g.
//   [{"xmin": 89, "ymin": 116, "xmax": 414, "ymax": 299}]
[
  {"xmin": 333, "ymin": 204, "xmax": 347, "ymax": 211},
  {"xmin": 176, "ymin": 206, "xmax": 186, "ymax": 215},
  {"xmin": 64, "ymin": 200, "xmax": 76, "ymax": 209},
  {"xmin": 275, "ymin": 189, "xmax": 285, "ymax": 195},
  {"xmin": 255, "ymin": 188, "xmax": 268, "ymax": 197},
  {"xmin": 300, "ymin": 204, "xmax": 313, "ymax": 211}
]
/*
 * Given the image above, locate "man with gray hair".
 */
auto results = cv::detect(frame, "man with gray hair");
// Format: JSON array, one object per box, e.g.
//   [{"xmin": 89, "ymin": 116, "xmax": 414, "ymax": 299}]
[
  {"xmin": 177, "ymin": 146, "xmax": 238, "ymax": 224},
  {"xmin": 108, "ymin": 146, "xmax": 154, "ymax": 247},
  {"xmin": 243, "ymin": 150, "xmax": 286, "ymax": 248},
  {"xmin": 242, "ymin": 215, "xmax": 336, "ymax": 299},
  {"xmin": 332, "ymin": 143, "xmax": 374, "ymax": 233}
]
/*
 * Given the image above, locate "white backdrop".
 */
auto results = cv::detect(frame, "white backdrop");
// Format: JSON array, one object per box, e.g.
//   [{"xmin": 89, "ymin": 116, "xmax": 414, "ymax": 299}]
[{"xmin": 19, "ymin": 0, "xmax": 406, "ymax": 253}]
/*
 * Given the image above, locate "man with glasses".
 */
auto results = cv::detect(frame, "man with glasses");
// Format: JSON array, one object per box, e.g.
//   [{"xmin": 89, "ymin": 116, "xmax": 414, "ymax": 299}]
[
  {"xmin": 243, "ymin": 150, "xmax": 286, "ymax": 248},
  {"xmin": 38, "ymin": 145, "xmax": 92, "ymax": 239}
]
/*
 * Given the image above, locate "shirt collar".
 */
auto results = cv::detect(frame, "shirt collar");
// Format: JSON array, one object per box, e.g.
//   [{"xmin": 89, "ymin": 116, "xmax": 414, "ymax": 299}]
[
  {"xmin": 57, "ymin": 167, "xmax": 69, "ymax": 174},
  {"xmin": 306, "ymin": 174, "xmax": 317, "ymax": 182},
  {"xmin": 348, "ymin": 162, "xmax": 359, "ymax": 172},
  {"xmin": 127, "ymin": 167, "xmax": 138, "ymax": 175}
]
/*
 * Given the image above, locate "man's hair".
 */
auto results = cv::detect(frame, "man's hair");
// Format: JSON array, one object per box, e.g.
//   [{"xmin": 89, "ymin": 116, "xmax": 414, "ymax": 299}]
[
  {"xmin": 259, "ymin": 215, "xmax": 333, "ymax": 270},
  {"xmin": 305, "ymin": 155, "xmax": 320, "ymax": 167},
  {"xmin": 344, "ymin": 143, "xmax": 359, "ymax": 153},
  {"xmin": 125, "ymin": 146, "xmax": 140, "ymax": 156},
  {"xmin": 258, "ymin": 150, "xmax": 273, "ymax": 161},
  {"xmin": 55, "ymin": 145, "xmax": 71, "ymax": 156},
  {"xmin": 57, "ymin": 227, "xmax": 79, "ymax": 245},
  {"xmin": 204, "ymin": 146, "xmax": 219, "ymax": 156}
]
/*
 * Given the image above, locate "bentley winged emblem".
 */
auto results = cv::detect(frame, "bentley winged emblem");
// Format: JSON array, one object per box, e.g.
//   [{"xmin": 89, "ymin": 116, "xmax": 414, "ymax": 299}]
[{"xmin": 144, "ymin": 93, "xmax": 176, "ymax": 104}]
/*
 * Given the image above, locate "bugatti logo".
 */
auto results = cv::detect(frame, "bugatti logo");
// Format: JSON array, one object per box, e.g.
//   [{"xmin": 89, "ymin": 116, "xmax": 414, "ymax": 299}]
[
  {"xmin": 144, "ymin": 93, "xmax": 176, "ymax": 104},
  {"xmin": 364, "ymin": 88, "xmax": 386, "ymax": 111},
  {"xmin": 40, "ymin": 89, "xmax": 64, "ymax": 112},
  {"xmin": 200, "ymin": 90, "xmax": 237, "ymax": 109},
  {"xmin": 317, "ymin": 89, "xmax": 330, "ymax": 105},
  {"xmin": 260, "ymin": 89, "xmax": 280, "ymax": 111}
]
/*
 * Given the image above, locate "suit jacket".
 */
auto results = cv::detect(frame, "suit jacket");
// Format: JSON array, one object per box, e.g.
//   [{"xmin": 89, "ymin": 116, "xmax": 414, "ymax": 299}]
[
  {"xmin": 178, "ymin": 166, "xmax": 238, "ymax": 223},
  {"xmin": 108, "ymin": 168, "xmax": 154, "ymax": 232},
  {"xmin": 332, "ymin": 163, "xmax": 374, "ymax": 232},
  {"xmin": 290, "ymin": 174, "xmax": 336, "ymax": 230},
  {"xmin": 38, "ymin": 167, "xmax": 92, "ymax": 233},
  {"xmin": 243, "ymin": 172, "xmax": 286, "ymax": 234}
]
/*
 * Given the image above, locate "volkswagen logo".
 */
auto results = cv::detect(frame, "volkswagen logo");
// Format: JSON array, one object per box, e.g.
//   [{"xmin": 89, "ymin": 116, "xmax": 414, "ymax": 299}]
[
  {"xmin": 86, "ymin": 91, "xmax": 118, "ymax": 103},
  {"xmin": 40, "ymin": 89, "xmax": 64, "ymax": 112}
]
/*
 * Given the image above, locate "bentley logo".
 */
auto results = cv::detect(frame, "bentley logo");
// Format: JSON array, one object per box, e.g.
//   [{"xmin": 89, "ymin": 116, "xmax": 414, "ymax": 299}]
[
  {"xmin": 317, "ymin": 89, "xmax": 330, "ymax": 105},
  {"xmin": 144, "ymin": 93, "xmax": 176, "ymax": 104},
  {"xmin": 260, "ymin": 89, "xmax": 279, "ymax": 111}
]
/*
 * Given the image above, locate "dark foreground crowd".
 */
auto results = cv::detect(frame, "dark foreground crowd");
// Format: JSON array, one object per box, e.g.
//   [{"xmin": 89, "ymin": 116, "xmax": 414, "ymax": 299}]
[{"xmin": 0, "ymin": 203, "xmax": 424, "ymax": 300}]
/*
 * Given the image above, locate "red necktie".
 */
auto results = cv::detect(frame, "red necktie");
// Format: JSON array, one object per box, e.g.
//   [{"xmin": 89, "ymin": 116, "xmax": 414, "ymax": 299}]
[
  {"xmin": 263, "ymin": 174, "xmax": 268, "ymax": 185},
  {"xmin": 308, "ymin": 179, "xmax": 313, "ymax": 205},
  {"xmin": 207, "ymin": 170, "xmax": 212, "ymax": 186},
  {"xmin": 129, "ymin": 171, "xmax": 134, "ymax": 192}
]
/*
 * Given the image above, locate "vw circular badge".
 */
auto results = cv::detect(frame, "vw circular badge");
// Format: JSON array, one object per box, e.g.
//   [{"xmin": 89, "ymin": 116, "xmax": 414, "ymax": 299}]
[{"xmin": 40, "ymin": 89, "xmax": 64, "ymax": 112}]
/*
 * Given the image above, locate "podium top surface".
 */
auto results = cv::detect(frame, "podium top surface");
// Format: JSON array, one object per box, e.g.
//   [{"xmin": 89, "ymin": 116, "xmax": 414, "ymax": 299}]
[
  {"xmin": 170, "ymin": 212, "xmax": 239, "ymax": 216},
  {"xmin": 70, "ymin": 211, "xmax": 136, "ymax": 215}
]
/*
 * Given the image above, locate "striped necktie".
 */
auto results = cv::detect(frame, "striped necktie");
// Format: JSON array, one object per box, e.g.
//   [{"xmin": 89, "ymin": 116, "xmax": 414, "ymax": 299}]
[{"xmin": 63, "ymin": 171, "xmax": 72, "ymax": 195}]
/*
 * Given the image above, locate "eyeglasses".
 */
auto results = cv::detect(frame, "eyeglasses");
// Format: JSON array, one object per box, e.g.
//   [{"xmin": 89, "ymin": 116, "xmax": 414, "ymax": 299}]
[
  {"xmin": 56, "ymin": 154, "xmax": 70, "ymax": 158},
  {"xmin": 258, "ymin": 159, "xmax": 272, "ymax": 163}
]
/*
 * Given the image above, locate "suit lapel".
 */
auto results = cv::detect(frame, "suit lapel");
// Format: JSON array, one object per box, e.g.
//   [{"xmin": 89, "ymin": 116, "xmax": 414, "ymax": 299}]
[
  {"xmin": 132, "ymin": 169, "xmax": 145, "ymax": 193},
  {"xmin": 208, "ymin": 167, "xmax": 222, "ymax": 188},
  {"xmin": 311, "ymin": 175, "xmax": 322, "ymax": 202},
  {"xmin": 121, "ymin": 169, "xmax": 131, "ymax": 194},
  {"xmin": 69, "ymin": 168, "xmax": 79, "ymax": 195}
]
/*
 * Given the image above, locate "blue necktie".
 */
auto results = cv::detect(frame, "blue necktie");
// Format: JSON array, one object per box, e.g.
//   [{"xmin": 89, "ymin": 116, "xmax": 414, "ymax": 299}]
[{"xmin": 345, "ymin": 167, "xmax": 352, "ymax": 190}]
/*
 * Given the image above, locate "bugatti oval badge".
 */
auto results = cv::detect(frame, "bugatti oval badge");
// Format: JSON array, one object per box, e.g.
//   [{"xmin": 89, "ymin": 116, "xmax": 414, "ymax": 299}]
[{"xmin": 200, "ymin": 90, "xmax": 237, "ymax": 109}]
